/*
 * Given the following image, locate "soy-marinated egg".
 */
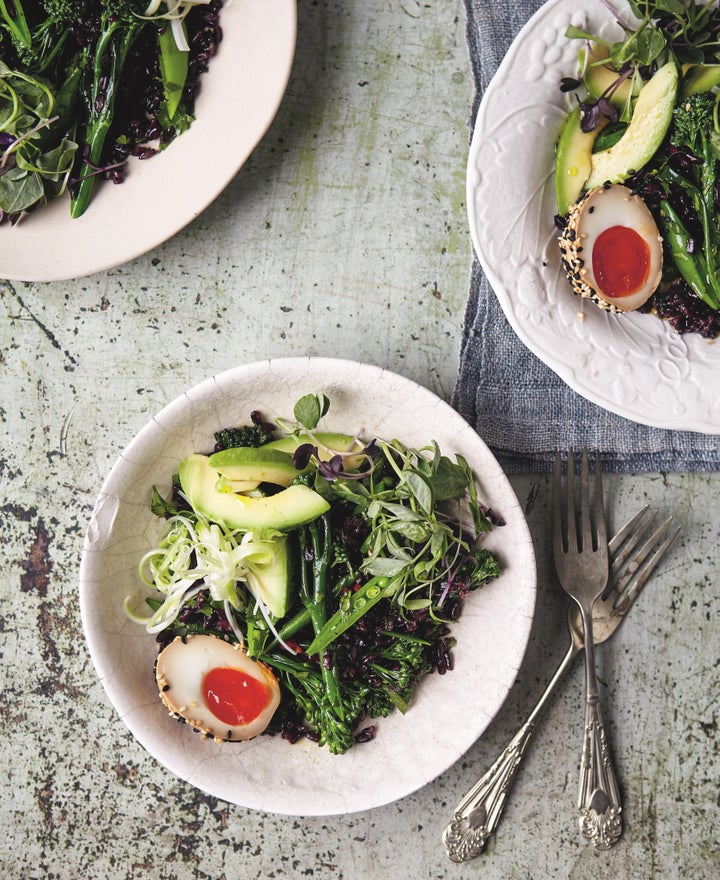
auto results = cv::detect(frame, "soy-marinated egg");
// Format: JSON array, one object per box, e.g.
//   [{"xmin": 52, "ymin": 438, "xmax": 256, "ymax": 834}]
[
  {"xmin": 559, "ymin": 184, "xmax": 663, "ymax": 312},
  {"xmin": 156, "ymin": 634, "xmax": 280, "ymax": 742}
]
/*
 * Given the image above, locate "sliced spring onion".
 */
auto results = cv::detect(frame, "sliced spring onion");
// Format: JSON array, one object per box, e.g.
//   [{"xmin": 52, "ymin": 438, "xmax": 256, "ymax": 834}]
[{"xmin": 128, "ymin": 511, "xmax": 286, "ymax": 634}]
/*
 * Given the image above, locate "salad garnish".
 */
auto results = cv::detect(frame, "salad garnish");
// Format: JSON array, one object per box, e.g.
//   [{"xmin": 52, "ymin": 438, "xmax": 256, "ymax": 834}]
[{"xmin": 125, "ymin": 395, "xmax": 502, "ymax": 754}]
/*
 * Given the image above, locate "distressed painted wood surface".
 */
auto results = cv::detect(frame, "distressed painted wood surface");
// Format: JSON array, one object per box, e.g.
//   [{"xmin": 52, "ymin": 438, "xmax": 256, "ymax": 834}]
[{"xmin": 1, "ymin": 1, "xmax": 718, "ymax": 877}]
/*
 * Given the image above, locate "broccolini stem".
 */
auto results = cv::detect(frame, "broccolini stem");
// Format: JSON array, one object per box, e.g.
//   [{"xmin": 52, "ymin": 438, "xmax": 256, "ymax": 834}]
[
  {"xmin": 263, "ymin": 606, "xmax": 312, "ymax": 653},
  {"xmin": 300, "ymin": 515, "xmax": 345, "ymax": 721},
  {"xmin": 70, "ymin": 16, "xmax": 143, "ymax": 218},
  {"xmin": 0, "ymin": 0, "xmax": 31, "ymax": 48}
]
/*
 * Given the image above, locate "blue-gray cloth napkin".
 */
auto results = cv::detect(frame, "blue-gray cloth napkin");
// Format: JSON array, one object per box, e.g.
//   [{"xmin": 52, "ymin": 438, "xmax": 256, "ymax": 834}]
[{"xmin": 453, "ymin": 0, "xmax": 720, "ymax": 473}]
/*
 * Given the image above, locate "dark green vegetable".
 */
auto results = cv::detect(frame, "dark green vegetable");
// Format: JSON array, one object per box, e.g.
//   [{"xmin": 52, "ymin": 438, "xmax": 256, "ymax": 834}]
[
  {"xmin": 70, "ymin": 4, "xmax": 144, "ymax": 218},
  {"xmin": 657, "ymin": 185, "xmax": 719, "ymax": 308},
  {"xmin": 299, "ymin": 515, "xmax": 347, "ymax": 724},
  {"xmin": 264, "ymin": 651, "xmax": 364, "ymax": 755},
  {"xmin": 305, "ymin": 576, "xmax": 390, "ymax": 657},
  {"xmin": 157, "ymin": 24, "xmax": 188, "ymax": 121},
  {"xmin": 213, "ymin": 419, "xmax": 274, "ymax": 452},
  {"xmin": 0, "ymin": 0, "xmax": 30, "ymax": 49},
  {"xmin": 642, "ymin": 93, "xmax": 720, "ymax": 310}
]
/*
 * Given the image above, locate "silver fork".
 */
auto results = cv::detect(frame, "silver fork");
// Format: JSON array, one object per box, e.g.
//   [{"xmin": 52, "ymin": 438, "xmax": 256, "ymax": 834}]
[
  {"xmin": 442, "ymin": 505, "xmax": 679, "ymax": 862},
  {"xmin": 553, "ymin": 447, "xmax": 621, "ymax": 849}
]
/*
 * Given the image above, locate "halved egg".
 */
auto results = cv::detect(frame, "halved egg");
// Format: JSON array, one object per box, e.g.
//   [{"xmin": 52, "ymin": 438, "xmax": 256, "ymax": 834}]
[
  {"xmin": 559, "ymin": 184, "xmax": 663, "ymax": 312},
  {"xmin": 156, "ymin": 634, "xmax": 281, "ymax": 742}
]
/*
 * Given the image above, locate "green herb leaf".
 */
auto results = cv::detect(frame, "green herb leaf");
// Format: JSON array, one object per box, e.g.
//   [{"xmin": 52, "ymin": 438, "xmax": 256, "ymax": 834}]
[
  {"xmin": 293, "ymin": 392, "xmax": 330, "ymax": 430},
  {"xmin": 149, "ymin": 485, "xmax": 179, "ymax": 518},
  {"xmin": 634, "ymin": 28, "xmax": 667, "ymax": 65},
  {"xmin": 565, "ymin": 24, "xmax": 601, "ymax": 42},
  {"xmin": 389, "ymin": 519, "xmax": 432, "ymax": 543},
  {"xmin": 403, "ymin": 471, "xmax": 433, "ymax": 515},
  {"xmin": 656, "ymin": 0, "xmax": 687, "ymax": 15},
  {"xmin": 427, "ymin": 455, "xmax": 471, "ymax": 501}
]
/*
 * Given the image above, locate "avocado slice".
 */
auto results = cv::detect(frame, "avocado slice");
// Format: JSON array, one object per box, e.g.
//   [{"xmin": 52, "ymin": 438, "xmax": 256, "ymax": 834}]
[
  {"xmin": 585, "ymin": 62, "xmax": 678, "ymax": 189},
  {"xmin": 246, "ymin": 535, "xmax": 293, "ymax": 618},
  {"xmin": 555, "ymin": 106, "xmax": 607, "ymax": 215},
  {"xmin": 683, "ymin": 64, "xmax": 720, "ymax": 96},
  {"xmin": 178, "ymin": 453, "xmax": 330, "ymax": 531},
  {"xmin": 264, "ymin": 432, "xmax": 366, "ymax": 470},
  {"xmin": 582, "ymin": 44, "xmax": 635, "ymax": 108},
  {"xmin": 209, "ymin": 446, "xmax": 302, "ymax": 487}
]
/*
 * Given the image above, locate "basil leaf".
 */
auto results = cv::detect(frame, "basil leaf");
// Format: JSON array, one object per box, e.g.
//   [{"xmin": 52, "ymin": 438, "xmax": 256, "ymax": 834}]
[{"xmin": 0, "ymin": 165, "xmax": 44, "ymax": 213}]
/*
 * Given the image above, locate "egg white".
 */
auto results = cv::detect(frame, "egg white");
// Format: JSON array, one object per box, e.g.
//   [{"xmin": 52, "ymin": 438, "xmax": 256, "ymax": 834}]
[
  {"xmin": 560, "ymin": 184, "xmax": 663, "ymax": 312},
  {"xmin": 156, "ymin": 634, "xmax": 281, "ymax": 741}
]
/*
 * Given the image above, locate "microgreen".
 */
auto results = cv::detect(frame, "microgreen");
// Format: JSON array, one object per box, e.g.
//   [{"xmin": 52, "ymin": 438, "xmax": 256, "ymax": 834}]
[
  {"xmin": 293, "ymin": 392, "xmax": 330, "ymax": 430},
  {"xmin": 566, "ymin": 1, "xmax": 720, "ymax": 76}
]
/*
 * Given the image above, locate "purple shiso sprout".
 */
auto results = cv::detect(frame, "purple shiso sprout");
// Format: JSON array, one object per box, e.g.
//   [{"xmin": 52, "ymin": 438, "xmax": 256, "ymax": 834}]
[{"xmin": 598, "ymin": 0, "xmax": 631, "ymax": 30}]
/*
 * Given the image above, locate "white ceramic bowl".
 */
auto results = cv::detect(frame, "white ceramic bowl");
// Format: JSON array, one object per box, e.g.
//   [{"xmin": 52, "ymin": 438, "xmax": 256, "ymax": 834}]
[{"xmin": 79, "ymin": 358, "xmax": 537, "ymax": 815}]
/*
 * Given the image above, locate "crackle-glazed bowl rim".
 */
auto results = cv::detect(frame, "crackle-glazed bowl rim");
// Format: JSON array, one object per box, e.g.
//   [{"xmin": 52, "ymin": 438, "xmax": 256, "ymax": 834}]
[
  {"xmin": 78, "ymin": 357, "xmax": 537, "ymax": 815},
  {"xmin": 468, "ymin": 0, "xmax": 720, "ymax": 433}
]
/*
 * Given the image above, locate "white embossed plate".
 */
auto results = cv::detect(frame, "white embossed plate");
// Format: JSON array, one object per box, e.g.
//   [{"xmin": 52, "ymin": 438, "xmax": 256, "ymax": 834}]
[
  {"xmin": 1, "ymin": 0, "xmax": 296, "ymax": 282},
  {"xmin": 468, "ymin": 0, "xmax": 720, "ymax": 432},
  {"xmin": 79, "ymin": 358, "xmax": 536, "ymax": 815}
]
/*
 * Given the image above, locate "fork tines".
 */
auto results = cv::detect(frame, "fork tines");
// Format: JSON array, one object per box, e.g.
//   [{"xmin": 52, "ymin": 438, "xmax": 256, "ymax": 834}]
[
  {"xmin": 553, "ymin": 447, "xmax": 606, "ymax": 554},
  {"xmin": 606, "ymin": 506, "xmax": 680, "ymax": 612}
]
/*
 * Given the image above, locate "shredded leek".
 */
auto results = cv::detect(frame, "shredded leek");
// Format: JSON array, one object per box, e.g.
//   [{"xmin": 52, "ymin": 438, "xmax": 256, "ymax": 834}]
[
  {"xmin": 125, "ymin": 511, "xmax": 284, "ymax": 635},
  {"xmin": 143, "ymin": 0, "xmax": 212, "ymax": 52}
]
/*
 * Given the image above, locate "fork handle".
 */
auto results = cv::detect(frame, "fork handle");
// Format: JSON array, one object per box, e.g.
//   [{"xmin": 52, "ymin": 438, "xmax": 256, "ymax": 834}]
[
  {"xmin": 578, "ymin": 697, "xmax": 623, "ymax": 848},
  {"xmin": 442, "ymin": 641, "xmax": 579, "ymax": 862},
  {"xmin": 578, "ymin": 606, "xmax": 623, "ymax": 849}
]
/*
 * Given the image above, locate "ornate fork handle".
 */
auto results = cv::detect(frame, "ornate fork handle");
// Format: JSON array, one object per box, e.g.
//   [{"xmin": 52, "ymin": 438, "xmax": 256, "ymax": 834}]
[
  {"xmin": 443, "ymin": 641, "xmax": 578, "ymax": 862},
  {"xmin": 578, "ymin": 693, "xmax": 623, "ymax": 848},
  {"xmin": 576, "ymin": 603, "xmax": 623, "ymax": 849}
]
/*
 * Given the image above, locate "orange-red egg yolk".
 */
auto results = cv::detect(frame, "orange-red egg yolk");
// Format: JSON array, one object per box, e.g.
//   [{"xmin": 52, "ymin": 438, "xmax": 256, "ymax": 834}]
[
  {"xmin": 202, "ymin": 666, "xmax": 272, "ymax": 726},
  {"xmin": 592, "ymin": 225, "xmax": 650, "ymax": 298}
]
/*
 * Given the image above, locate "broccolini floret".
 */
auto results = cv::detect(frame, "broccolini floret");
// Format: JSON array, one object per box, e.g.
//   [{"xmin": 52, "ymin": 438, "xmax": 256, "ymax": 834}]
[
  {"xmin": 670, "ymin": 92, "xmax": 717, "ymax": 152},
  {"xmin": 213, "ymin": 424, "xmax": 274, "ymax": 451}
]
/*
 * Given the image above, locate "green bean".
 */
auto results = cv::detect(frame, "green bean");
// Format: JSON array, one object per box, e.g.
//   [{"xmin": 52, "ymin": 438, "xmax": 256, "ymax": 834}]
[{"xmin": 658, "ymin": 200, "xmax": 720, "ymax": 309}]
